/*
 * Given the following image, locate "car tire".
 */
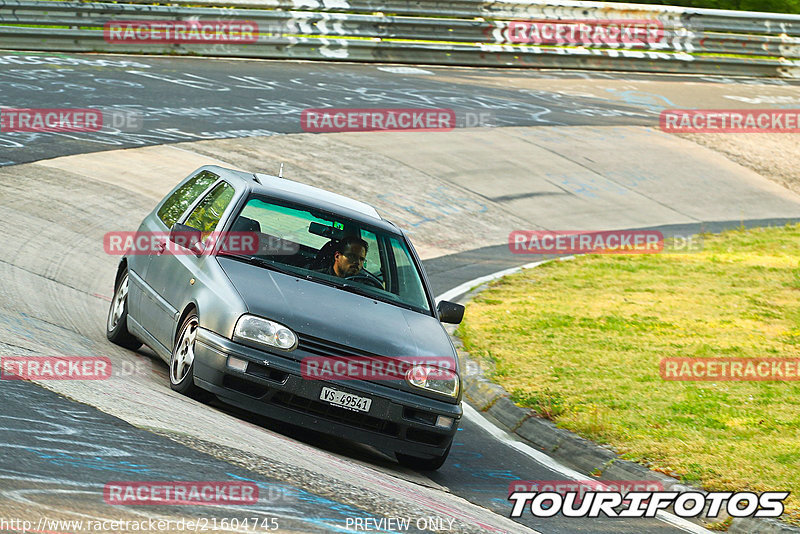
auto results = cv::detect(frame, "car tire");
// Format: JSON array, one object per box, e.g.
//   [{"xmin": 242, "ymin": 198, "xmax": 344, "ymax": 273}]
[
  {"xmin": 170, "ymin": 313, "xmax": 205, "ymax": 398},
  {"xmin": 106, "ymin": 268, "xmax": 143, "ymax": 351},
  {"xmin": 396, "ymin": 442, "xmax": 452, "ymax": 471}
]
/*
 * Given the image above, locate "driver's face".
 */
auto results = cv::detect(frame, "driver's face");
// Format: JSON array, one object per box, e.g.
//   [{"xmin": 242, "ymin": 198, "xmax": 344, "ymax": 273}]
[{"xmin": 334, "ymin": 244, "xmax": 366, "ymax": 277}]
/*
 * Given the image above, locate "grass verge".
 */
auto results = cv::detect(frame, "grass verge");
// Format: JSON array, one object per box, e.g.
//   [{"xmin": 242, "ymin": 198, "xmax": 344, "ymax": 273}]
[{"xmin": 457, "ymin": 224, "xmax": 800, "ymax": 524}]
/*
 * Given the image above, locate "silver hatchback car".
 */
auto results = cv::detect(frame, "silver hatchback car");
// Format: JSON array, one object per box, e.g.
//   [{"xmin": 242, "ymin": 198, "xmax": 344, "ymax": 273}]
[{"xmin": 106, "ymin": 165, "xmax": 465, "ymax": 470}]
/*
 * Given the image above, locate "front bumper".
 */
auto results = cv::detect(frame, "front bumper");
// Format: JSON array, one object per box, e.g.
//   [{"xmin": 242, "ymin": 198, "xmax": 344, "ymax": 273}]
[{"xmin": 194, "ymin": 328, "xmax": 462, "ymax": 459}]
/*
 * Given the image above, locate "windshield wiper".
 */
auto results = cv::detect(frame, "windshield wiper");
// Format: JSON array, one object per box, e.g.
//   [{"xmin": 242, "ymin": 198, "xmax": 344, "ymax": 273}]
[
  {"xmin": 303, "ymin": 274, "xmax": 379, "ymax": 299},
  {"xmin": 330, "ymin": 281, "xmax": 418, "ymax": 310},
  {"xmin": 226, "ymin": 255, "xmax": 299, "ymax": 277},
  {"xmin": 335, "ymin": 282, "xmax": 377, "ymax": 299},
  {"xmin": 305, "ymin": 275, "xmax": 364, "ymax": 293}
]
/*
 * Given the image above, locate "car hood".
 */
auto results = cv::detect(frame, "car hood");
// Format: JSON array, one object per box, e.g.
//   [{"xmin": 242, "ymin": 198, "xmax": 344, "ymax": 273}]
[{"xmin": 218, "ymin": 257, "xmax": 456, "ymax": 361}]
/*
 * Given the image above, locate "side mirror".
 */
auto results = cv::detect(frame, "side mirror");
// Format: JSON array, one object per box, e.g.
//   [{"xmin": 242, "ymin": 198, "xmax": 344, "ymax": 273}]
[
  {"xmin": 170, "ymin": 223, "xmax": 204, "ymax": 255},
  {"xmin": 437, "ymin": 300, "xmax": 465, "ymax": 324}
]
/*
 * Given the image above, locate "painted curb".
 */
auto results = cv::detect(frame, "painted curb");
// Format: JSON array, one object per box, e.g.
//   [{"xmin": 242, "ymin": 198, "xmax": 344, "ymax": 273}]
[{"xmin": 449, "ymin": 279, "xmax": 800, "ymax": 534}]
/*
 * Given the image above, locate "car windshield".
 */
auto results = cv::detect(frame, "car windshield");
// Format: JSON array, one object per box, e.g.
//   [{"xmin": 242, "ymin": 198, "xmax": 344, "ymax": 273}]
[{"xmin": 225, "ymin": 195, "xmax": 432, "ymax": 314}]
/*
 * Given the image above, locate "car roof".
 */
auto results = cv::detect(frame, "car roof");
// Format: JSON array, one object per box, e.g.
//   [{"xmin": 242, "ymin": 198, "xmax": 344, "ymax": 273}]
[
  {"xmin": 204, "ymin": 166, "xmax": 401, "ymax": 233},
  {"xmin": 254, "ymin": 172, "xmax": 381, "ymax": 219}
]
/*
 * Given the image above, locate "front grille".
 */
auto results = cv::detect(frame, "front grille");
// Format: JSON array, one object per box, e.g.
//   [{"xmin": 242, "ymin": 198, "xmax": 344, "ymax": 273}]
[
  {"xmin": 297, "ymin": 334, "xmax": 379, "ymax": 359},
  {"xmin": 297, "ymin": 333, "xmax": 409, "ymax": 381},
  {"xmin": 271, "ymin": 391, "xmax": 400, "ymax": 437}
]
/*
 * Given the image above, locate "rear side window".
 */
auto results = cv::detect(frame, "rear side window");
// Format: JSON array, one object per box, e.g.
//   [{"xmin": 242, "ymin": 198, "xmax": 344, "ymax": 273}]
[
  {"xmin": 184, "ymin": 181, "xmax": 236, "ymax": 237},
  {"xmin": 157, "ymin": 170, "xmax": 218, "ymax": 228}
]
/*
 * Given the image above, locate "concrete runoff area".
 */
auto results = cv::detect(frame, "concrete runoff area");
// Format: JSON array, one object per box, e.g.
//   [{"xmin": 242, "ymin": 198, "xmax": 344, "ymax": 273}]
[
  {"xmin": 39, "ymin": 125, "xmax": 798, "ymax": 260},
  {"xmin": 1, "ymin": 123, "xmax": 800, "ymax": 532}
]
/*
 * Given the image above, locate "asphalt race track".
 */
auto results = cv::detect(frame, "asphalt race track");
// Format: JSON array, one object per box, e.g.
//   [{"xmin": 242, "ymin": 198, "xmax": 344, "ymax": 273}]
[
  {"xmin": 2, "ymin": 52, "xmax": 800, "ymax": 533},
  {"xmin": 0, "ymin": 54, "xmax": 651, "ymax": 166}
]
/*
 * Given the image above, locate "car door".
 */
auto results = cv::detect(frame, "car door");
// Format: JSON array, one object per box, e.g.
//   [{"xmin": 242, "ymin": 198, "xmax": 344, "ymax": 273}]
[
  {"xmin": 133, "ymin": 170, "xmax": 218, "ymax": 345},
  {"xmin": 144, "ymin": 180, "xmax": 238, "ymax": 350}
]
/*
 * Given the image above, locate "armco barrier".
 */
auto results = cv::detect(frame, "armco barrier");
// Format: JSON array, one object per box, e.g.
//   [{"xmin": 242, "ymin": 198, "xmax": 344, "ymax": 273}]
[{"xmin": 1, "ymin": 0, "xmax": 800, "ymax": 77}]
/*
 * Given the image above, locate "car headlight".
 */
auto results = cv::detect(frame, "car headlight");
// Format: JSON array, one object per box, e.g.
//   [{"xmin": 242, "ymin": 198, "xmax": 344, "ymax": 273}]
[
  {"xmin": 406, "ymin": 364, "xmax": 459, "ymax": 397},
  {"xmin": 233, "ymin": 315, "xmax": 297, "ymax": 351}
]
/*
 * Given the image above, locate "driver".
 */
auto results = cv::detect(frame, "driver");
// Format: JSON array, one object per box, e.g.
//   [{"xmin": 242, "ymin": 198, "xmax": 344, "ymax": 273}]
[{"xmin": 321, "ymin": 236, "xmax": 368, "ymax": 278}]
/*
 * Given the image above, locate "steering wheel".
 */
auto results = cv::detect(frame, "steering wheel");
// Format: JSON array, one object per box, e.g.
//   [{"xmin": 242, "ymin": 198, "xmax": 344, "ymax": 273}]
[{"xmin": 345, "ymin": 270, "xmax": 384, "ymax": 289}]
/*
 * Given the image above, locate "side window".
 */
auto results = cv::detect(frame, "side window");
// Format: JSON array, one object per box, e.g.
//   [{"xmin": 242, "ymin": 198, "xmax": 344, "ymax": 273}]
[
  {"xmin": 157, "ymin": 170, "xmax": 218, "ymax": 228},
  {"xmin": 184, "ymin": 181, "xmax": 236, "ymax": 240}
]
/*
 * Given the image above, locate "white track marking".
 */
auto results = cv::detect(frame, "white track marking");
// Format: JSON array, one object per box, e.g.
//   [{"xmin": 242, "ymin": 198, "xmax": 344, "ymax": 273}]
[
  {"xmin": 462, "ymin": 404, "xmax": 711, "ymax": 533},
  {"xmin": 437, "ymin": 264, "xmax": 712, "ymax": 534},
  {"xmin": 435, "ymin": 259, "xmax": 559, "ymax": 304},
  {"xmin": 462, "ymin": 403, "xmax": 585, "ymax": 481}
]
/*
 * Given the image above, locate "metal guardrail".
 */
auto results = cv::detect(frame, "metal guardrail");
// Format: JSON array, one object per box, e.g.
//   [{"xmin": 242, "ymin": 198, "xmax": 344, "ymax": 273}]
[{"xmin": 1, "ymin": 0, "xmax": 799, "ymax": 77}]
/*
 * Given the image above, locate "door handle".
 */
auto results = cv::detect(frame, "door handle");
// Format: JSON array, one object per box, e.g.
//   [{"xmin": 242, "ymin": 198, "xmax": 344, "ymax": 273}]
[{"xmin": 155, "ymin": 240, "xmax": 167, "ymax": 255}]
